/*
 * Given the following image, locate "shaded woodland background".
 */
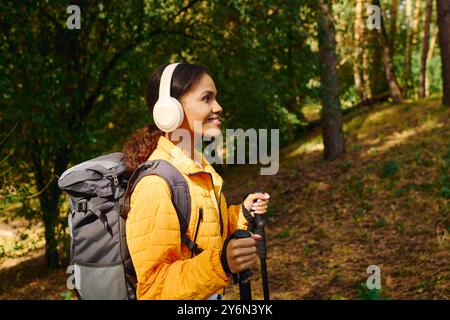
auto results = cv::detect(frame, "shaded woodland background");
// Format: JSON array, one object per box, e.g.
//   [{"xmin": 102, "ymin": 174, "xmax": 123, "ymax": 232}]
[{"xmin": 0, "ymin": 0, "xmax": 449, "ymax": 299}]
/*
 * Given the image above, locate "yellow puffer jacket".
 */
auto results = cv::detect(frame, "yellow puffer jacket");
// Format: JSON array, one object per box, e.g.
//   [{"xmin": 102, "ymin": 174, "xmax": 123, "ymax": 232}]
[{"xmin": 126, "ymin": 135, "xmax": 250, "ymax": 299}]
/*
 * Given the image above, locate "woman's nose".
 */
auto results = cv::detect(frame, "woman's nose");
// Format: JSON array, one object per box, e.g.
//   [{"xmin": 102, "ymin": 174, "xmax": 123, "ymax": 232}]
[{"xmin": 213, "ymin": 101, "xmax": 223, "ymax": 113}]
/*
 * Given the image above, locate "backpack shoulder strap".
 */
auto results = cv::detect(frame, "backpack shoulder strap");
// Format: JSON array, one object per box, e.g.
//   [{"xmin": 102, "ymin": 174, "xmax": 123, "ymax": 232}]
[{"xmin": 122, "ymin": 160, "xmax": 202, "ymax": 255}]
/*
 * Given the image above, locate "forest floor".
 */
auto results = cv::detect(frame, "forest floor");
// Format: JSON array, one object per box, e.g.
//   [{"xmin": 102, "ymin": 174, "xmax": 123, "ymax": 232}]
[{"xmin": 0, "ymin": 96, "xmax": 449, "ymax": 300}]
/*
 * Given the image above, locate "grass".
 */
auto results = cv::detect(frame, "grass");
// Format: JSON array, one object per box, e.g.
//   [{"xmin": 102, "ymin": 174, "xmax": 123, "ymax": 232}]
[
  {"xmin": 357, "ymin": 283, "xmax": 391, "ymax": 300},
  {"xmin": 440, "ymin": 144, "xmax": 450, "ymax": 199},
  {"xmin": 0, "ymin": 220, "xmax": 45, "ymax": 261},
  {"xmin": 276, "ymin": 227, "xmax": 293, "ymax": 239},
  {"xmin": 380, "ymin": 159, "xmax": 400, "ymax": 179}
]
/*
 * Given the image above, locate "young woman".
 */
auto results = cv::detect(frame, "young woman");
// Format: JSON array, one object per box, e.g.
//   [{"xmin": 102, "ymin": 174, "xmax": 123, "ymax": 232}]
[{"xmin": 122, "ymin": 63, "xmax": 270, "ymax": 300}]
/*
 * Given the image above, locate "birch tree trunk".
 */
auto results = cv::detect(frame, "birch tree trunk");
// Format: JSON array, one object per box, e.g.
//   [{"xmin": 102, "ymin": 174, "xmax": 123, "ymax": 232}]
[
  {"xmin": 353, "ymin": 0, "xmax": 367, "ymax": 100},
  {"xmin": 419, "ymin": 0, "xmax": 434, "ymax": 98},
  {"xmin": 403, "ymin": 0, "xmax": 413, "ymax": 97},
  {"xmin": 425, "ymin": 29, "xmax": 439, "ymax": 96}
]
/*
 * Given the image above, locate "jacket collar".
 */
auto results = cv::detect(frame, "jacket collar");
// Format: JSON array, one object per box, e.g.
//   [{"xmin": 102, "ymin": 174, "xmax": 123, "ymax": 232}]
[{"xmin": 154, "ymin": 135, "xmax": 224, "ymax": 187}]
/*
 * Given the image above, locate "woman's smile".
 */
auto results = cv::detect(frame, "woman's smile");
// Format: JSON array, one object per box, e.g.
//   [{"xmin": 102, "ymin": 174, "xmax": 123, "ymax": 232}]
[{"xmin": 207, "ymin": 115, "xmax": 221, "ymax": 127}]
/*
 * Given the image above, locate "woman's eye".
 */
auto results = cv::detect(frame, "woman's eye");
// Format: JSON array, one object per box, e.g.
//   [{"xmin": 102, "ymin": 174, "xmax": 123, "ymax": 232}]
[{"xmin": 202, "ymin": 95, "xmax": 210, "ymax": 102}]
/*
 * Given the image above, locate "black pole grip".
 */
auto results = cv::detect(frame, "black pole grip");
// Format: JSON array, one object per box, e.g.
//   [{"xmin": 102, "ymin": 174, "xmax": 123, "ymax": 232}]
[
  {"xmin": 233, "ymin": 230, "xmax": 253, "ymax": 282},
  {"xmin": 252, "ymin": 201, "xmax": 270, "ymax": 301},
  {"xmin": 232, "ymin": 230, "xmax": 253, "ymax": 300},
  {"xmin": 254, "ymin": 214, "xmax": 267, "ymax": 259},
  {"xmin": 233, "ymin": 229, "xmax": 252, "ymax": 239}
]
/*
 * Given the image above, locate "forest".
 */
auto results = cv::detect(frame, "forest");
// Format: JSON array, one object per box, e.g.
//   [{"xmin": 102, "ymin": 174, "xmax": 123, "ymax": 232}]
[{"xmin": 0, "ymin": 0, "xmax": 449, "ymax": 300}]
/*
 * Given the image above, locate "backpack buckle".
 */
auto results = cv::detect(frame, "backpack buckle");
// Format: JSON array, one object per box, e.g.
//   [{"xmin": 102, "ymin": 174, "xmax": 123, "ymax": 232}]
[
  {"xmin": 181, "ymin": 234, "xmax": 203, "ymax": 256},
  {"xmin": 189, "ymin": 241, "xmax": 203, "ymax": 256},
  {"xmin": 77, "ymin": 202, "xmax": 88, "ymax": 212}
]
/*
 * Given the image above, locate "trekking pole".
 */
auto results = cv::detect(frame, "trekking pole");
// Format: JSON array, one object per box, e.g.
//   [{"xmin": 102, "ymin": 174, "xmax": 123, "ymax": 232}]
[
  {"xmin": 254, "ymin": 211, "xmax": 270, "ymax": 300},
  {"xmin": 232, "ymin": 230, "xmax": 253, "ymax": 300}
]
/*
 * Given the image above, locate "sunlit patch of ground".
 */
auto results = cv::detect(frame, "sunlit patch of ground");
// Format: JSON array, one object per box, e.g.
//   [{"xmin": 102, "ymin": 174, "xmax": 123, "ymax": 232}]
[
  {"xmin": 286, "ymin": 135, "xmax": 324, "ymax": 158},
  {"xmin": 0, "ymin": 193, "xmax": 71, "ymax": 299},
  {"xmin": 0, "ymin": 219, "xmax": 45, "ymax": 264},
  {"xmin": 301, "ymin": 102, "xmax": 322, "ymax": 123}
]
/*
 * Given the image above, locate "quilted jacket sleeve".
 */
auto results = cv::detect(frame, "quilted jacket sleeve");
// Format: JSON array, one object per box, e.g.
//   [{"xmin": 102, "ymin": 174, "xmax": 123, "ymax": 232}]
[
  {"xmin": 222, "ymin": 194, "xmax": 249, "ymax": 235},
  {"xmin": 126, "ymin": 175, "xmax": 230, "ymax": 300}
]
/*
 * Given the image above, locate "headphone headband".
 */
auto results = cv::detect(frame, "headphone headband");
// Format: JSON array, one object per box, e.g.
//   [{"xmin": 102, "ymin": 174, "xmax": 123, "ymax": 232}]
[{"xmin": 159, "ymin": 63, "xmax": 180, "ymax": 99}]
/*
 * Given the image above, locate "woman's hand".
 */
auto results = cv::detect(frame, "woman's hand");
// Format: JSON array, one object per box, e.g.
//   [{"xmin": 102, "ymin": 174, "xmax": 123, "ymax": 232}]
[
  {"xmin": 243, "ymin": 192, "xmax": 270, "ymax": 215},
  {"xmin": 226, "ymin": 233, "xmax": 262, "ymax": 273},
  {"xmin": 221, "ymin": 192, "xmax": 270, "ymax": 274}
]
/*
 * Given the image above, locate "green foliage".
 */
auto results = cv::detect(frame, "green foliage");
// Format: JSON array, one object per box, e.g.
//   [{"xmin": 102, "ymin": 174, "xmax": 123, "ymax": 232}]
[
  {"xmin": 357, "ymin": 283, "xmax": 390, "ymax": 300},
  {"xmin": 374, "ymin": 217, "xmax": 386, "ymax": 229},
  {"xmin": 340, "ymin": 160, "xmax": 353, "ymax": 171},
  {"xmin": 60, "ymin": 290, "xmax": 75, "ymax": 300},
  {"xmin": 347, "ymin": 175, "xmax": 374, "ymax": 215},
  {"xmin": 394, "ymin": 221, "xmax": 405, "ymax": 233},
  {"xmin": 442, "ymin": 181, "xmax": 450, "ymax": 198},
  {"xmin": 440, "ymin": 145, "xmax": 450, "ymax": 199},
  {"xmin": 394, "ymin": 182, "xmax": 435, "ymax": 197},
  {"xmin": 265, "ymin": 208, "xmax": 275, "ymax": 218},
  {"xmin": 350, "ymin": 143, "xmax": 361, "ymax": 152},
  {"xmin": 312, "ymin": 227, "xmax": 327, "ymax": 240},
  {"xmin": 303, "ymin": 244, "xmax": 311, "ymax": 256},
  {"xmin": 348, "ymin": 175, "xmax": 365, "ymax": 200},
  {"xmin": 380, "ymin": 159, "xmax": 400, "ymax": 179},
  {"xmin": 0, "ymin": 223, "xmax": 45, "ymax": 260},
  {"xmin": 276, "ymin": 227, "xmax": 293, "ymax": 239}
]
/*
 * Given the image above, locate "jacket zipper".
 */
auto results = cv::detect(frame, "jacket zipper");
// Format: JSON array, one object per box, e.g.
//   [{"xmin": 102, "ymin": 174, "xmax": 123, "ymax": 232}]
[
  {"xmin": 188, "ymin": 171, "xmax": 224, "ymax": 238},
  {"xmin": 205, "ymin": 172, "xmax": 224, "ymax": 237},
  {"xmin": 191, "ymin": 208, "xmax": 203, "ymax": 258}
]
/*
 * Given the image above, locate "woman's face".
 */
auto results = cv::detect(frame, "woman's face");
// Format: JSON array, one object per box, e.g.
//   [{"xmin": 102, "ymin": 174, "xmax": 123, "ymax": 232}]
[{"xmin": 179, "ymin": 73, "xmax": 223, "ymax": 138}]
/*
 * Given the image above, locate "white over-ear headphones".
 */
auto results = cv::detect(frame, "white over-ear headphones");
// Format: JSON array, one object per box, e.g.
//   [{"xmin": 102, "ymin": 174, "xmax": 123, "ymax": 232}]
[{"xmin": 153, "ymin": 62, "xmax": 184, "ymax": 132}]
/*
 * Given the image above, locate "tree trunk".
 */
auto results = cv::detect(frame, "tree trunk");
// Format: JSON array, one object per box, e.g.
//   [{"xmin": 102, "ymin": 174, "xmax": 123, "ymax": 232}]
[
  {"xmin": 284, "ymin": 18, "xmax": 297, "ymax": 144},
  {"xmin": 353, "ymin": 0, "xmax": 367, "ymax": 100},
  {"xmin": 362, "ymin": 0, "xmax": 372, "ymax": 99},
  {"xmin": 426, "ymin": 29, "xmax": 439, "ymax": 96},
  {"xmin": 374, "ymin": 0, "xmax": 403, "ymax": 103},
  {"xmin": 362, "ymin": 41, "xmax": 372, "ymax": 98},
  {"xmin": 411, "ymin": 0, "xmax": 422, "ymax": 47},
  {"xmin": 403, "ymin": 0, "xmax": 413, "ymax": 97},
  {"xmin": 39, "ymin": 184, "xmax": 61, "ymax": 270},
  {"xmin": 32, "ymin": 140, "xmax": 70, "ymax": 270},
  {"xmin": 389, "ymin": 0, "xmax": 399, "ymax": 56},
  {"xmin": 419, "ymin": 0, "xmax": 434, "ymax": 98},
  {"xmin": 437, "ymin": 0, "xmax": 450, "ymax": 106},
  {"xmin": 317, "ymin": 0, "xmax": 345, "ymax": 160}
]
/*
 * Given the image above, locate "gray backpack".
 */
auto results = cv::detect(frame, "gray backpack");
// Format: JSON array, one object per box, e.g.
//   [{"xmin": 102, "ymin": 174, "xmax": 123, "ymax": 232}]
[{"xmin": 58, "ymin": 152, "xmax": 202, "ymax": 300}]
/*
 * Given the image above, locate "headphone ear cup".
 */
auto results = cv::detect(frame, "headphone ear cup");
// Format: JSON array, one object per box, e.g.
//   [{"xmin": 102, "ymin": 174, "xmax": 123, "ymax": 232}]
[
  {"xmin": 171, "ymin": 97, "xmax": 184, "ymax": 129},
  {"xmin": 153, "ymin": 97, "xmax": 184, "ymax": 132}
]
